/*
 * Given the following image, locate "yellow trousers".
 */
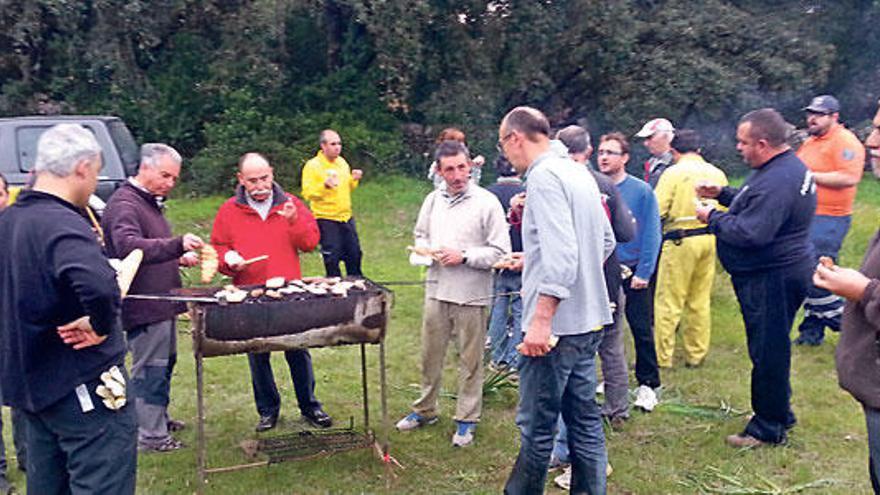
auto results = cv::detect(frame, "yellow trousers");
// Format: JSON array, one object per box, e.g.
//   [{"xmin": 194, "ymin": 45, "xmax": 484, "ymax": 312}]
[{"xmin": 654, "ymin": 235, "xmax": 716, "ymax": 367}]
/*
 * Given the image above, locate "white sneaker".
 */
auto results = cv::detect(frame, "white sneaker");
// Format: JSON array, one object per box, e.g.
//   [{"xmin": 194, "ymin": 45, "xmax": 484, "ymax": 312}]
[
  {"xmin": 554, "ymin": 463, "xmax": 613, "ymax": 489},
  {"xmin": 633, "ymin": 385, "xmax": 659, "ymax": 412},
  {"xmin": 554, "ymin": 466, "xmax": 571, "ymax": 490},
  {"xmin": 596, "ymin": 381, "xmax": 605, "ymax": 395},
  {"xmin": 451, "ymin": 421, "xmax": 476, "ymax": 447}
]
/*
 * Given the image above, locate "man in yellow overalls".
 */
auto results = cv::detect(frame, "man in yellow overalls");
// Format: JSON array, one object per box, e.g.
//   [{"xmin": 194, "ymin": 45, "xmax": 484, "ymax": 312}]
[{"xmin": 653, "ymin": 130, "xmax": 728, "ymax": 368}]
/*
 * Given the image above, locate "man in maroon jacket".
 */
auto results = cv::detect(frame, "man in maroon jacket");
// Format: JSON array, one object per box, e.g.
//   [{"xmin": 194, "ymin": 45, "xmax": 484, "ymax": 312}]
[
  {"xmin": 211, "ymin": 152, "xmax": 332, "ymax": 432},
  {"xmin": 102, "ymin": 143, "xmax": 204, "ymax": 452}
]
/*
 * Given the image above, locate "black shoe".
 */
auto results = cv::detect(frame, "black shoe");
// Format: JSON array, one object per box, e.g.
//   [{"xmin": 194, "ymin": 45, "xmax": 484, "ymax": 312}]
[
  {"xmin": 793, "ymin": 335, "xmax": 822, "ymax": 346},
  {"xmin": 255, "ymin": 414, "xmax": 278, "ymax": 432},
  {"xmin": 302, "ymin": 408, "xmax": 333, "ymax": 428}
]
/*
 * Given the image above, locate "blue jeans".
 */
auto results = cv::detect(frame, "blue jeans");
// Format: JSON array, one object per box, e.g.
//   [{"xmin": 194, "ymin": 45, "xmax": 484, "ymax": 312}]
[
  {"xmin": 504, "ymin": 331, "xmax": 606, "ymax": 495},
  {"xmin": 22, "ymin": 374, "xmax": 137, "ymax": 495},
  {"xmin": 487, "ymin": 272, "xmax": 523, "ymax": 367},
  {"xmin": 797, "ymin": 215, "xmax": 850, "ymax": 343}
]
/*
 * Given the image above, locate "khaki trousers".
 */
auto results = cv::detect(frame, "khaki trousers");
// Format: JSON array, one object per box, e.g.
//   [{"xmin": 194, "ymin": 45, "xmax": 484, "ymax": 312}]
[
  {"xmin": 654, "ymin": 235, "xmax": 716, "ymax": 367},
  {"xmin": 412, "ymin": 298, "xmax": 487, "ymax": 422}
]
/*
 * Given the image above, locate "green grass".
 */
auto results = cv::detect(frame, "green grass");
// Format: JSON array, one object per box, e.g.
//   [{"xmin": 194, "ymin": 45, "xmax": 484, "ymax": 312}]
[{"xmin": 4, "ymin": 176, "xmax": 879, "ymax": 494}]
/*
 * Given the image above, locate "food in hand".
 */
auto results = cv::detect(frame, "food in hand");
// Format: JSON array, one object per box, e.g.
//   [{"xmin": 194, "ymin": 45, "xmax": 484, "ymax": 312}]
[
  {"xmin": 493, "ymin": 252, "xmax": 523, "ymax": 270},
  {"xmin": 819, "ymin": 256, "xmax": 835, "ymax": 269},
  {"xmin": 201, "ymin": 244, "xmax": 219, "ymax": 283},
  {"xmin": 407, "ymin": 245, "xmax": 441, "ymax": 260}
]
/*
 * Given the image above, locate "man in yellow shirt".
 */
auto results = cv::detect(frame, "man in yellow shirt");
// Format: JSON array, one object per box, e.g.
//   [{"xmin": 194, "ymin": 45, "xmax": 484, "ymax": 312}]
[
  {"xmin": 793, "ymin": 95, "xmax": 865, "ymax": 346},
  {"xmin": 301, "ymin": 129, "xmax": 365, "ymax": 277},
  {"xmin": 653, "ymin": 130, "xmax": 728, "ymax": 368}
]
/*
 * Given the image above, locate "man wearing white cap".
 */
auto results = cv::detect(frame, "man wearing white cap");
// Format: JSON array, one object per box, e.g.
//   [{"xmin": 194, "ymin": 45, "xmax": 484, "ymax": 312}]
[
  {"xmin": 794, "ymin": 94, "xmax": 865, "ymax": 346},
  {"xmin": 635, "ymin": 118, "xmax": 675, "ymax": 188}
]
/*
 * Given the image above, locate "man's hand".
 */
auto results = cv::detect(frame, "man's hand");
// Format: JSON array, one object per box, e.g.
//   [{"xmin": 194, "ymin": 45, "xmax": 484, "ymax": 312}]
[
  {"xmin": 630, "ymin": 275, "xmax": 649, "ymax": 289},
  {"xmin": 472, "ymin": 156, "xmax": 485, "ymax": 168},
  {"xmin": 224, "ymin": 250, "xmax": 246, "ymax": 272},
  {"xmin": 695, "ymin": 203, "xmax": 714, "ymax": 224},
  {"xmin": 182, "ymin": 233, "xmax": 204, "ymax": 251},
  {"xmin": 57, "ymin": 316, "xmax": 107, "ymax": 350},
  {"xmin": 352, "ymin": 169, "xmax": 364, "ymax": 181},
  {"xmin": 510, "ymin": 192, "xmax": 526, "ymax": 211},
  {"xmin": 277, "ymin": 199, "xmax": 298, "ymax": 223},
  {"xmin": 508, "ymin": 252, "xmax": 524, "ymax": 272},
  {"xmin": 695, "ymin": 181, "xmax": 722, "ymax": 199},
  {"xmin": 436, "ymin": 247, "xmax": 464, "ymax": 266},
  {"xmin": 324, "ymin": 169, "xmax": 340, "ymax": 189},
  {"xmin": 520, "ymin": 318, "xmax": 553, "ymax": 357},
  {"xmin": 179, "ymin": 251, "xmax": 200, "ymax": 267},
  {"xmin": 813, "ymin": 263, "xmax": 871, "ymax": 302}
]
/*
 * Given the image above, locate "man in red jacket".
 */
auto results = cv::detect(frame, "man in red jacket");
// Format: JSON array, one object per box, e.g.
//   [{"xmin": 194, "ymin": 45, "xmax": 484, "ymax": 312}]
[{"xmin": 210, "ymin": 152, "xmax": 332, "ymax": 432}]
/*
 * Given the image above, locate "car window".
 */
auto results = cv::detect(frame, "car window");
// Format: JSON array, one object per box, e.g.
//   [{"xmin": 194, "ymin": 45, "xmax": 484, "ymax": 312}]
[
  {"xmin": 107, "ymin": 120, "xmax": 139, "ymax": 175},
  {"xmin": 16, "ymin": 125, "xmax": 103, "ymax": 172}
]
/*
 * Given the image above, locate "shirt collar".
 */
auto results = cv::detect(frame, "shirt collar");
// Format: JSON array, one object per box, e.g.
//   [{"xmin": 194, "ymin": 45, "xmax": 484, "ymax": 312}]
[{"xmin": 128, "ymin": 177, "xmax": 165, "ymax": 209}]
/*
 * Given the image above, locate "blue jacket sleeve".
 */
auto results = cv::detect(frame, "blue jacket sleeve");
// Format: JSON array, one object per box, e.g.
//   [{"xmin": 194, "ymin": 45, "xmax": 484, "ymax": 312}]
[
  {"xmin": 529, "ymin": 169, "xmax": 578, "ymax": 301},
  {"xmin": 635, "ymin": 189, "xmax": 661, "ymax": 280},
  {"xmin": 707, "ymin": 187, "xmax": 786, "ymax": 248},
  {"xmin": 52, "ymin": 229, "xmax": 122, "ymax": 336}
]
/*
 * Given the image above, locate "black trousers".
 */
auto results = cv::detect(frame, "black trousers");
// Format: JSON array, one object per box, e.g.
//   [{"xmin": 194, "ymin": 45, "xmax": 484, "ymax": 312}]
[
  {"xmin": 622, "ymin": 267, "xmax": 661, "ymax": 388},
  {"xmin": 317, "ymin": 218, "xmax": 363, "ymax": 277},
  {"xmin": 22, "ymin": 377, "xmax": 137, "ymax": 495},
  {"xmin": 247, "ymin": 350, "xmax": 322, "ymax": 418},
  {"xmin": 731, "ymin": 261, "xmax": 811, "ymax": 443}
]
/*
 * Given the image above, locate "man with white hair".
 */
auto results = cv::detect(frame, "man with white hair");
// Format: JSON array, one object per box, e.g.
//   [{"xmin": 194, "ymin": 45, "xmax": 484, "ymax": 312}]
[
  {"xmin": 102, "ymin": 143, "xmax": 203, "ymax": 452},
  {"xmin": 635, "ymin": 118, "xmax": 675, "ymax": 188},
  {"xmin": 0, "ymin": 124, "xmax": 137, "ymax": 493}
]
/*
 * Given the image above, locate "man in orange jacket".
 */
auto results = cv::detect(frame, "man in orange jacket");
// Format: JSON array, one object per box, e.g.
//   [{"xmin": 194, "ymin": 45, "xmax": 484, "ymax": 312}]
[
  {"xmin": 793, "ymin": 95, "xmax": 865, "ymax": 346},
  {"xmin": 211, "ymin": 152, "xmax": 332, "ymax": 432}
]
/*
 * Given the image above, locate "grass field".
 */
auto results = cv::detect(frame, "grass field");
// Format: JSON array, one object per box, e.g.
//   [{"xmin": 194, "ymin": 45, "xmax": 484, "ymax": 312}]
[{"xmin": 4, "ymin": 175, "xmax": 879, "ymax": 494}]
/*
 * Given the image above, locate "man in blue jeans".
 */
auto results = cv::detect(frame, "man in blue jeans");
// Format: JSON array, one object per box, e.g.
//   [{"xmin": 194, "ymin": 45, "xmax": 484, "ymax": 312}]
[
  {"xmin": 486, "ymin": 155, "xmax": 525, "ymax": 370},
  {"xmin": 499, "ymin": 107, "xmax": 615, "ymax": 494}
]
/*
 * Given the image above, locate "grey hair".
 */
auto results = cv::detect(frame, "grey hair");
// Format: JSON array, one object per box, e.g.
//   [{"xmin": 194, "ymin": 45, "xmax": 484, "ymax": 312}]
[
  {"xmin": 34, "ymin": 124, "xmax": 101, "ymax": 177},
  {"xmin": 555, "ymin": 125, "xmax": 591, "ymax": 154},
  {"xmin": 140, "ymin": 143, "xmax": 182, "ymax": 169}
]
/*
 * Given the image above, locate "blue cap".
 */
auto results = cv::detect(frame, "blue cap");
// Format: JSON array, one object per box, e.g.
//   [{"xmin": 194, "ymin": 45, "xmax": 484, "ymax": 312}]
[{"xmin": 803, "ymin": 95, "xmax": 840, "ymax": 114}]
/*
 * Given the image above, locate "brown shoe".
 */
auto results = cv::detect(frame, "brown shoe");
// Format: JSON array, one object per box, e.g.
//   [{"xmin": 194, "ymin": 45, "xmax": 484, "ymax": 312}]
[{"xmin": 725, "ymin": 433, "xmax": 766, "ymax": 448}]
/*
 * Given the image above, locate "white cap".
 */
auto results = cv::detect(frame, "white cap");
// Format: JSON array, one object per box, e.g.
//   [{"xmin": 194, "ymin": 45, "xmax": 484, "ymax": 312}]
[{"xmin": 635, "ymin": 118, "xmax": 674, "ymax": 138}]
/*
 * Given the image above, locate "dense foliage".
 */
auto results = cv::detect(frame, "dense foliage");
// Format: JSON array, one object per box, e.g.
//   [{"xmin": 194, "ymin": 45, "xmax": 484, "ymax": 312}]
[{"xmin": 1, "ymin": 0, "xmax": 878, "ymax": 192}]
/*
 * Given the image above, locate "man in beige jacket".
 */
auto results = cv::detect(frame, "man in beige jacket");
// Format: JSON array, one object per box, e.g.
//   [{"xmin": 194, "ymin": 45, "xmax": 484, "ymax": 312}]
[{"xmin": 396, "ymin": 140, "xmax": 510, "ymax": 447}]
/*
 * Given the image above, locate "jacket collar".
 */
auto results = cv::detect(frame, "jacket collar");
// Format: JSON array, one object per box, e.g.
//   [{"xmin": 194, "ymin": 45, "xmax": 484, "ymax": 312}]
[
  {"xmin": 234, "ymin": 181, "xmax": 287, "ymax": 208},
  {"xmin": 124, "ymin": 180, "xmax": 164, "ymax": 211}
]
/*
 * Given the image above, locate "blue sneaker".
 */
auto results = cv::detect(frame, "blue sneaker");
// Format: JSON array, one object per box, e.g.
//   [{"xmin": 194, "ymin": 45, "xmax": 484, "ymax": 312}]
[
  {"xmin": 452, "ymin": 421, "xmax": 476, "ymax": 447},
  {"xmin": 395, "ymin": 412, "xmax": 438, "ymax": 431}
]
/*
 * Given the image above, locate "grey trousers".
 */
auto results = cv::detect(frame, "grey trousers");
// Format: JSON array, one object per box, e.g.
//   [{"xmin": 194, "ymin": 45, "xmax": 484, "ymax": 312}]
[
  {"xmin": 412, "ymin": 298, "xmax": 488, "ymax": 423},
  {"xmin": 598, "ymin": 297, "xmax": 629, "ymax": 420},
  {"xmin": 127, "ymin": 319, "xmax": 177, "ymax": 444}
]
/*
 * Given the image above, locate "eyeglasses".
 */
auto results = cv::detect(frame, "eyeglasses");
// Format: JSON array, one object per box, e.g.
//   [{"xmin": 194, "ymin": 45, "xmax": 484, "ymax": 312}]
[
  {"xmin": 597, "ymin": 150, "xmax": 624, "ymax": 157},
  {"xmin": 496, "ymin": 132, "xmax": 514, "ymax": 153}
]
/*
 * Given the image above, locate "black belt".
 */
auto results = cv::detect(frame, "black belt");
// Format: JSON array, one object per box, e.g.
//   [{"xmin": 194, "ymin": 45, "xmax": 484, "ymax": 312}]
[{"xmin": 662, "ymin": 227, "xmax": 711, "ymax": 244}]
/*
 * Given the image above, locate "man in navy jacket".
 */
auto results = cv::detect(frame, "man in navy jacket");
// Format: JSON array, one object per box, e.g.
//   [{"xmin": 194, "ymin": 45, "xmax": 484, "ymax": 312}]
[
  {"xmin": 696, "ymin": 108, "xmax": 816, "ymax": 447},
  {"xmin": 0, "ymin": 124, "xmax": 137, "ymax": 493}
]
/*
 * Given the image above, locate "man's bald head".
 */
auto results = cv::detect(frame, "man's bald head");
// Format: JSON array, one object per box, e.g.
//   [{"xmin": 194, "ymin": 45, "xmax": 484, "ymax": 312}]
[
  {"xmin": 498, "ymin": 106, "xmax": 551, "ymax": 174},
  {"xmin": 237, "ymin": 152, "xmax": 274, "ymax": 201},
  {"xmin": 500, "ymin": 106, "xmax": 551, "ymax": 140}
]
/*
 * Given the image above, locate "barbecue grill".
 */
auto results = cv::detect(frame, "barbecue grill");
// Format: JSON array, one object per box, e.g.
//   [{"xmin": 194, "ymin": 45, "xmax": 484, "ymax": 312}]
[{"xmin": 175, "ymin": 277, "xmax": 392, "ymax": 493}]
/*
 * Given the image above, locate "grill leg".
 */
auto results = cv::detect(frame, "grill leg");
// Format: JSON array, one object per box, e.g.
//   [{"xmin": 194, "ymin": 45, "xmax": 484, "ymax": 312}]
[
  {"xmin": 196, "ymin": 345, "xmax": 206, "ymax": 493},
  {"xmin": 360, "ymin": 343, "xmax": 370, "ymax": 432},
  {"xmin": 379, "ymin": 339, "xmax": 388, "ymax": 455}
]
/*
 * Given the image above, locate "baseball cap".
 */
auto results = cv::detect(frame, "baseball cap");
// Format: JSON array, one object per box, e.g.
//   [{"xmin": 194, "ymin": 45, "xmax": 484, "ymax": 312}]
[
  {"xmin": 802, "ymin": 95, "xmax": 840, "ymax": 114},
  {"xmin": 635, "ymin": 118, "xmax": 675, "ymax": 138}
]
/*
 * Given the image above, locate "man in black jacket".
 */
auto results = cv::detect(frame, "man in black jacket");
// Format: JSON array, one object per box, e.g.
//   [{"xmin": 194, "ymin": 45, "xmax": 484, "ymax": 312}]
[
  {"xmin": 0, "ymin": 124, "xmax": 137, "ymax": 493},
  {"xmin": 102, "ymin": 143, "xmax": 203, "ymax": 452},
  {"xmin": 696, "ymin": 108, "xmax": 816, "ymax": 447}
]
